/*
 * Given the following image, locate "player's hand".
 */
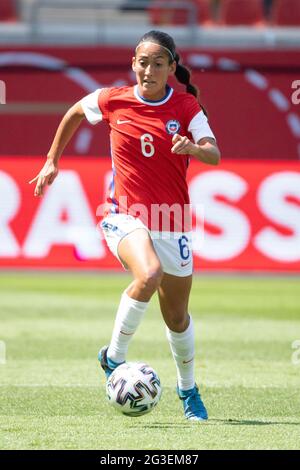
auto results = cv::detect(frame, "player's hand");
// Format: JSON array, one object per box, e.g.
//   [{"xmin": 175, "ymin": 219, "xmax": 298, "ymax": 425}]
[
  {"xmin": 29, "ymin": 158, "xmax": 59, "ymax": 197},
  {"xmin": 171, "ymin": 134, "xmax": 195, "ymax": 155}
]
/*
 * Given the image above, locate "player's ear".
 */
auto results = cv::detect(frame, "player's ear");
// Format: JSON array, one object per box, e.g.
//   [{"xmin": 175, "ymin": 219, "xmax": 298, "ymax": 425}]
[
  {"xmin": 132, "ymin": 57, "xmax": 136, "ymax": 72},
  {"xmin": 169, "ymin": 61, "xmax": 176, "ymax": 76}
]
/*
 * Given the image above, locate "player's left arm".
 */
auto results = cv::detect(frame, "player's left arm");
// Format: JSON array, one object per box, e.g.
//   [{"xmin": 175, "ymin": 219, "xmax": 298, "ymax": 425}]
[{"xmin": 171, "ymin": 134, "xmax": 221, "ymax": 166}]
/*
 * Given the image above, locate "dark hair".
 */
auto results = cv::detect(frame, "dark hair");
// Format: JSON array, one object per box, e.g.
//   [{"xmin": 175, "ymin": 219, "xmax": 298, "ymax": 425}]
[{"xmin": 136, "ymin": 30, "xmax": 207, "ymax": 116}]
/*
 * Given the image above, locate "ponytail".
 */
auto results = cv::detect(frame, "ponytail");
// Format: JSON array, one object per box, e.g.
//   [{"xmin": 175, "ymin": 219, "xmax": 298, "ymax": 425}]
[{"xmin": 174, "ymin": 53, "xmax": 208, "ymax": 117}]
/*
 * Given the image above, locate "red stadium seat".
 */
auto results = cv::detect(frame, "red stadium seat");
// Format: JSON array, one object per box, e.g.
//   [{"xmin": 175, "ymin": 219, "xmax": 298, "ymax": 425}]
[
  {"xmin": 0, "ymin": 0, "xmax": 17, "ymax": 22},
  {"xmin": 219, "ymin": 0, "xmax": 265, "ymax": 26},
  {"xmin": 271, "ymin": 0, "xmax": 300, "ymax": 26},
  {"xmin": 149, "ymin": 0, "xmax": 213, "ymax": 26}
]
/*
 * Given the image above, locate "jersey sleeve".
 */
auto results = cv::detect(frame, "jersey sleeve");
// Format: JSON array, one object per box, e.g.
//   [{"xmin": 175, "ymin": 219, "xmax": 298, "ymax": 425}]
[
  {"xmin": 183, "ymin": 94, "xmax": 216, "ymax": 143},
  {"xmin": 81, "ymin": 88, "xmax": 111, "ymax": 125},
  {"xmin": 188, "ymin": 110, "xmax": 216, "ymax": 143}
]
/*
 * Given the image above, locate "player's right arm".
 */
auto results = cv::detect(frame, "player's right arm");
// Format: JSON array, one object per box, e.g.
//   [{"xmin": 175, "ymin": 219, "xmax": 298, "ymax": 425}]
[{"xmin": 29, "ymin": 101, "xmax": 85, "ymax": 197}]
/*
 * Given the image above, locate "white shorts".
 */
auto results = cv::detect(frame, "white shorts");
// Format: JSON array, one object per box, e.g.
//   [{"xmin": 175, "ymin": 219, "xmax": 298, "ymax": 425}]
[{"xmin": 100, "ymin": 213, "xmax": 193, "ymax": 277}]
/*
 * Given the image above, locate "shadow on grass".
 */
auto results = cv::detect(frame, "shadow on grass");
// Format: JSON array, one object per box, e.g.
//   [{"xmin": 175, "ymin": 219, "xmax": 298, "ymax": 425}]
[
  {"xmin": 128, "ymin": 418, "xmax": 300, "ymax": 429},
  {"xmin": 128, "ymin": 423, "xmax": 190, "ymax": 429},
  {"xmin": 212, "ymin": 418, "xmax": 300, "ymax": 426}
]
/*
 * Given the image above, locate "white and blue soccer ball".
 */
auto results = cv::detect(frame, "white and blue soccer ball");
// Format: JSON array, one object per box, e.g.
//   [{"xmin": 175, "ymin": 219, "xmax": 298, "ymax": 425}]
[{"xmin": 106, "ymin": 362, "xmax": 162, "ymax": 417}]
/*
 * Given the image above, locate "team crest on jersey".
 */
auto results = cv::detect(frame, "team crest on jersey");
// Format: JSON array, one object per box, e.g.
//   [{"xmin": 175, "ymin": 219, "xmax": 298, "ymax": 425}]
[{"xmin": 166, "ymin": 120, "xmax": 181, "ymax": 135}]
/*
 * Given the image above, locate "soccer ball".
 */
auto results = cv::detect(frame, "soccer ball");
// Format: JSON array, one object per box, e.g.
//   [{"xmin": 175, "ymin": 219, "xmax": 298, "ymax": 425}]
[{"xmin": 106, "ymin": 362, "xmax": 162, "ymax": 417}]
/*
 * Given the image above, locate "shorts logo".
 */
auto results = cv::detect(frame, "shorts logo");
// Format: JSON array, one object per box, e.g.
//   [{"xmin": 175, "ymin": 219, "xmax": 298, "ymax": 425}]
[
  {"xmin": 181, "ymin": 260, "xmax": 191, "ymax": 267},
  {"xmin": 166, "ymin": 119, "xmax": 181, "ymax": 135}
]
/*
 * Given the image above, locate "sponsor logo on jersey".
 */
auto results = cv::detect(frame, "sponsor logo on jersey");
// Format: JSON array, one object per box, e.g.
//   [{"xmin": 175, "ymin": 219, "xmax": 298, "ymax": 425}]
[
  {"xmin": 166, "ymin": 119, "xmax": 181, "ymax": 135},
  {"xmin": 117, "ymin": 119, "xmax": 132, "ymax": 124}
]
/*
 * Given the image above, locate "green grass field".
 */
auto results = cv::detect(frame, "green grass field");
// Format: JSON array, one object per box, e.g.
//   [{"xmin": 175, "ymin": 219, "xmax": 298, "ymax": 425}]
[{"xmin": 0, "ymin": 273, "xmax": 299, "ymax": 450}]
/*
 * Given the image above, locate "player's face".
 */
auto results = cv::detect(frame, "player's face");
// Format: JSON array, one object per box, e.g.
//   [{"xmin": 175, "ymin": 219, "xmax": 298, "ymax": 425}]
[{"xmin": 132, "ymin": 42, "xmax": 176, "ymax": 101}]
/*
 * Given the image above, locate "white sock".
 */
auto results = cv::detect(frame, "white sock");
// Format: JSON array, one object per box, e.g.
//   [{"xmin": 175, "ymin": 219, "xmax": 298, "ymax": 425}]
[
  {"xmin": 107, "ymin": 291, "xmax": 148, "ymax": 364},
  {"xmin": 166, "ymin": 315, "xmax": 195, "ymax": 391}
]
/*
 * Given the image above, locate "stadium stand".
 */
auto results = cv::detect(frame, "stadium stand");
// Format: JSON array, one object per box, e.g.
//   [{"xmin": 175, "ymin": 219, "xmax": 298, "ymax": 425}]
[
  {"xmin": 1, "ymin": 1, "xmax": 300, "ymax": 46},
  {"xmin": 218, "ymin": 0, "xmax": 266, "ymax": 26},
  {"xmin": 263, "ymin": 0, "xmax": 274, "ymax": 18},
  {"xmin": 0, "ymin": 0, "xmax": 18, "ymax": 22},
  {"xmin": 148, "ymin": 0, "xmax": 213, "ymax": 26},
  {"xmin": 271, "ymin": 0, "xmax": 300, "ymax": 26}
]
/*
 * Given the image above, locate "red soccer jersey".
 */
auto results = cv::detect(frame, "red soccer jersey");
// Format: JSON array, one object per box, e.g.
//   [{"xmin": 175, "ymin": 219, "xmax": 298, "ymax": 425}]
[{"xmin": 81, "ymin": 85, "xmax": 215, "ymax": 232}]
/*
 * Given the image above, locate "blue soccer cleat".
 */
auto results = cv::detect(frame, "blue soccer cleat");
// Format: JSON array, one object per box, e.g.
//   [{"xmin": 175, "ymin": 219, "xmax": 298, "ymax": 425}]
[
  {"xmin": 98, "ymin": 345, "xmax": 124, "ymax": 379},
  {"xmin": 177, "ymin": 384, "xmax": 208, "ymax": 421}
]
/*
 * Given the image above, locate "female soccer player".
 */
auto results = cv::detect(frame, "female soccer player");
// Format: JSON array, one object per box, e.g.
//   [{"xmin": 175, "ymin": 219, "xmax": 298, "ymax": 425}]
[{"xmin": 30, "ymin": 30, "xmax": 220, "ymax": 421}]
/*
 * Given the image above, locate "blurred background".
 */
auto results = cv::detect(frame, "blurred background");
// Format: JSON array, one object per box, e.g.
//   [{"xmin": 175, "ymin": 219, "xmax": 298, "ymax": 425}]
[{"xmin": 0, "ymin": 0, "xmax": 300, "ymax": 272}]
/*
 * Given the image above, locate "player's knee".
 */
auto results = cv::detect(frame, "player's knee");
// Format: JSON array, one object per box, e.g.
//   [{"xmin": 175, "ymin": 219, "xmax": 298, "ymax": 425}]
[
  {"xmin": 167, "ymin": 315, "xmax": 189, "ymax": 333},
  {"xmin": 139, "ymin": 264, "xmax": 163, "ymax": 294}
]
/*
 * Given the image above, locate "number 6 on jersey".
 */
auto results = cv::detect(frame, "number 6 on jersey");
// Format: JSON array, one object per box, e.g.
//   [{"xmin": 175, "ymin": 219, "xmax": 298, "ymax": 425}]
[{"xmin": 141, "ymin": 133, "xmax": 155, "ymax": 158}]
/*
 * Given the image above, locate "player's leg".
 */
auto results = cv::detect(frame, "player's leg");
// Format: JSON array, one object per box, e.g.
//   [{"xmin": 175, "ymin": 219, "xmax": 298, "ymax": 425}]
[
  {"xmin": 158, "ymin": 273, "xmax": 194, "ymax": 389},
  {"xmin": 100, "ymin": 221, "xmax": 163, "ymax": 377},
  {"xmin": 157, "ymin": 273, "xmax": 208, "ymax": 421},
  {"xmin": 118, "ymin": 228, "xmax": 163, "ymax": 302}
]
